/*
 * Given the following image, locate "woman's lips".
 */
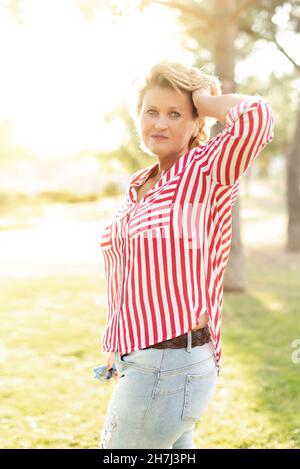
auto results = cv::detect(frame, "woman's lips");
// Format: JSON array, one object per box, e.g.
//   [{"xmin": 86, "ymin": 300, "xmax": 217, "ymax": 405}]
[{"xmin": 151, "ymin": 135, "xmax": 169, "ymax": 140}]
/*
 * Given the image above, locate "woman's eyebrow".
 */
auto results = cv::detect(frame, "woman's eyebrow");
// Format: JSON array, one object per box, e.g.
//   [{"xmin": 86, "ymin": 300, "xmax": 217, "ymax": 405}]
[{"xmin": 144, "ymin": 105, "xmax": 181, "ymax": 110}]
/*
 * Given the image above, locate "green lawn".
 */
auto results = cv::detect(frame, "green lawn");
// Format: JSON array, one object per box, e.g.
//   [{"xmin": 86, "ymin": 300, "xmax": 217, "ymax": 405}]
[
  {"xmin": 0, "ymin": 196, "xmax": 299, "ymax": 449},
  {"xmin": 197, "ymin": 248, "xmax": 300, "ymax": 449}
]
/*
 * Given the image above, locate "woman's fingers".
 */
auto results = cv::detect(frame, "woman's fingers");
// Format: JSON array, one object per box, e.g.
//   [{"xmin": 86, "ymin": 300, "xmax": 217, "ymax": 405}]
[
  {"xmin": 107, "ymin": 351, "xmax": 115, "ymax": 370},
  {"xmin": 192, "ymin": 88, "xmax": 211, "ymax": 107}
]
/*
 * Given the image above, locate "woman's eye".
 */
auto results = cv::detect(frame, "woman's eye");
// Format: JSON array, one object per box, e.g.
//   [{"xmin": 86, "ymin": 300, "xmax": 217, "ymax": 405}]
[{"xmin": 146, "ymin": 110, "xmax": 180, "ymax": 118}]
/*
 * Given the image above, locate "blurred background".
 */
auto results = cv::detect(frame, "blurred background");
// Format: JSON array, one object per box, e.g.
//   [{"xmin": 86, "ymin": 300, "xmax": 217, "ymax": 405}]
[{"xmin": 0, "ymin": 0, "xmax": 299, "ymax": 449}]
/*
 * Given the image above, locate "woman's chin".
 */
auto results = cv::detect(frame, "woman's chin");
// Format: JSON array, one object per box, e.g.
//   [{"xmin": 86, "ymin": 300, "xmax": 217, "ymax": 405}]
[{"xmin": 147, "ymin": 144, "xmax": 171, "ymax": 157}]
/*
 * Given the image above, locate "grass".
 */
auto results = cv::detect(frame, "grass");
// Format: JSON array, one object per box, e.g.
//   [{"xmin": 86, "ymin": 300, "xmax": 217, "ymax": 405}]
[
  {"xmin": 196, "ymin": 248, "xmax": 300, "ymax": 449},
  {"xmin": 0, "ymin": 274, "xmax": 110, "ymax": 449},
  {"xmin": 0, "ymin": 183, "xmax": 299, "ymax": 448}
]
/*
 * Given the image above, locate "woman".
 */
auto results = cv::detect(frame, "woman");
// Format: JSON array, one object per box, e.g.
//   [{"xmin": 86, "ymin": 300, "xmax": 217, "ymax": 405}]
[{"xmin": 98, "ymin": 61, "xmax": 274, "ymax": 449}]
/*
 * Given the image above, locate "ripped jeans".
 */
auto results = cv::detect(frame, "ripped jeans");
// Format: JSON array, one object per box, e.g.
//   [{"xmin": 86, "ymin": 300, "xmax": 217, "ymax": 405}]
[{"xmin": 99, "ymin": 336, "xmax": 218, "ymax": 449}]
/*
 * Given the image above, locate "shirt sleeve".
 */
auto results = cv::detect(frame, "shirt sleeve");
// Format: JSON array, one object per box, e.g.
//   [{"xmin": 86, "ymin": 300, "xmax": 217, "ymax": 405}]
[{"xmin": 196, "ymin": 96, "xmax": 275, "ymax": 186}]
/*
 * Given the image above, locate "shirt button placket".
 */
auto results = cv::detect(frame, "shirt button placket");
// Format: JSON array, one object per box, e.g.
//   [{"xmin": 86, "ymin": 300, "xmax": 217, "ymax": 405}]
[{"xmin": 115, "ymin": 186, "xmax": 140, "ymax": 353}]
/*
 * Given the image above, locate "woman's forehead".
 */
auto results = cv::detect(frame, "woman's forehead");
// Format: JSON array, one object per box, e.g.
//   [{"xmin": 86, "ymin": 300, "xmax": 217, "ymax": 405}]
[{"xmin": 143, "ymin": 86, "xmax": 190, "ymax": 109}]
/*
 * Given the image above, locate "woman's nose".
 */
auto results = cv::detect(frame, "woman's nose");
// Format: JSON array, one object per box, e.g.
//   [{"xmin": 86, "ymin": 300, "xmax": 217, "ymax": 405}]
[{"xmin": 154, "ymin": 115, "xmax": 168, "ymax": 130}]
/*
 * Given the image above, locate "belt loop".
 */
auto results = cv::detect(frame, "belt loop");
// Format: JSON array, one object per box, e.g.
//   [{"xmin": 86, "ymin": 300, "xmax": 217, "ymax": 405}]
[{"xmin": 187, "ymin": 330, "xmax": 192, "ymax": 353}]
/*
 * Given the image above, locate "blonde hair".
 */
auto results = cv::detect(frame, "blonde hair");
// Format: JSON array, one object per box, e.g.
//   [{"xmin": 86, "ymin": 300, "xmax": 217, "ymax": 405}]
[{"xmin": 130, "ymin": 60, "xmax": 222, "ymax": 149}]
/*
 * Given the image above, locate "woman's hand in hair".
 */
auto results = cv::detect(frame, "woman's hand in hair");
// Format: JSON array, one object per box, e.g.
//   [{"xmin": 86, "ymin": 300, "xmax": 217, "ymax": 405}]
[{"xmin": 192, "ymin": 88, "xmax": 211, "ymax": 118}]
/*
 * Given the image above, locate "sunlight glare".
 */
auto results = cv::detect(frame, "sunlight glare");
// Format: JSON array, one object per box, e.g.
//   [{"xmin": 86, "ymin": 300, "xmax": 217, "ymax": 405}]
[{"xmin": 0, "ymin": 0, "xmax": 191, "ymax": 158}]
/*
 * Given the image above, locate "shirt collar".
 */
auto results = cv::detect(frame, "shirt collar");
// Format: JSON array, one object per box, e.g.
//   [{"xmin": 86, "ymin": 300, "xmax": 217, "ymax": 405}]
[{"xmin": 133, "ymin": 147, "xmax": 198, "ymax": 188}]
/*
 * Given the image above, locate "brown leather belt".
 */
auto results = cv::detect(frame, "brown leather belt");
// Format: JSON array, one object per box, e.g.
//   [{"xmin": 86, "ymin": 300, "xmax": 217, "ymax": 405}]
[{"xmin": 148, "ymin": 326, "xmax": 210, "ymax": 349}]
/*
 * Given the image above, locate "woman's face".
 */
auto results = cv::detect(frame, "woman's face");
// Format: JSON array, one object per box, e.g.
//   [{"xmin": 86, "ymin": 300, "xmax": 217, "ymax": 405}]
[{"xmin": 139, "ymin": 85, "xmax": 198, "ymax": 159}]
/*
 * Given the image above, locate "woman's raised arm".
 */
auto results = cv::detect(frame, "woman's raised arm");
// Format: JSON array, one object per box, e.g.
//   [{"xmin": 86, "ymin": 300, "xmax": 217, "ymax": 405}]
[{"xmin": 193, "ymin": 92, "xmax": 275, "ymax": 186}]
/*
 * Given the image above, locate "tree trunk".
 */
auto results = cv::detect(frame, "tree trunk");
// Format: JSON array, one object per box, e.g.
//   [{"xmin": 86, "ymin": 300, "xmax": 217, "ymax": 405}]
[
  {"xmin": 212, "ymin": 0, "xmax": 246, "ymax": 291},
  {"xmin": 287, "ymin": 97, "xmax": 300, "ymax": 251}
]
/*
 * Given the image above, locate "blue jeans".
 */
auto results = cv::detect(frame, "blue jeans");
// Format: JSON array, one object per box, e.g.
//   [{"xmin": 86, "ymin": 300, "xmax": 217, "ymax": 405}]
[{"xmin": 100, "ymin": 336, "xmax": 218, "ymax": 449}]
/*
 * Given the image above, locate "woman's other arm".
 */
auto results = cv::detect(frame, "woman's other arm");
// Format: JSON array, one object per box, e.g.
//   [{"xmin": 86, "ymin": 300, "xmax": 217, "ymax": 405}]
[
  {"xmin": 193, "ymin": 91, "xmax": 275, "ymax": 186},
  {"xmin": 193, "ymin": 92, "xmax": 250, "ymax": 126}
]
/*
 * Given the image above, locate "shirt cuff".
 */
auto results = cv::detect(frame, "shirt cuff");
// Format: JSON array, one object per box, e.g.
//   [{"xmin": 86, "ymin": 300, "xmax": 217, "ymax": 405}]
[{"xmin": 224, "ymin": 95, "xmax": 269, "ymax": 129}]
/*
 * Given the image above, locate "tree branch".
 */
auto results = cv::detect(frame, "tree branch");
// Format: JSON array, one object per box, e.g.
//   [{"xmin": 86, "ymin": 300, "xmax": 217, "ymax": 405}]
[
  {"xmin": 242, "ymin": 26, "xmax": 300, "ymax": 71},
  {"xmin": 272, "ymin": 34, "xmax": 300, "ymax": 71}
]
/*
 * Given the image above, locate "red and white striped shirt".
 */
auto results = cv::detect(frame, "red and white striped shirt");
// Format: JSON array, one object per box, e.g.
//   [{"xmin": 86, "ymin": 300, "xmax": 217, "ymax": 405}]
[{"xmin": 99, "ymin": 96, "xmax": 274, "ymax": 375}]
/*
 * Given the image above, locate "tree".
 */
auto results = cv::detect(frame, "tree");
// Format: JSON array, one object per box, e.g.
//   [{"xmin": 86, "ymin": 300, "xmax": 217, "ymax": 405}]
[{"xmin": 239, "ymin": 0, "xmax": 300, "ymax": 250}]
